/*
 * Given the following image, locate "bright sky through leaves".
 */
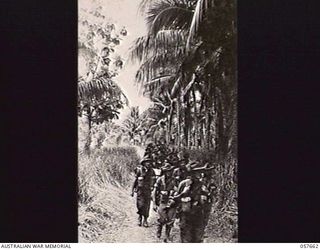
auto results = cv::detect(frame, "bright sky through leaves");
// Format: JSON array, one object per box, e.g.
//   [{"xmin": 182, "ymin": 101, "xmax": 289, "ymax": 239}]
[{"xmin": 79, "ymin": 0, "xmax": 151, "ymax": 122}]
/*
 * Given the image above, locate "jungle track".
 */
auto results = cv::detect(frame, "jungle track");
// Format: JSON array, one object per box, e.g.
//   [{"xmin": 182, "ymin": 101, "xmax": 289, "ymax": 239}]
[
  {"xmin": 97, "ymin": 189, "xmax": 180, "ymax": 243},
  {"xmin": 80, "ymin": 145, "xmax": 233, "ymax": 243},
  {"xmin": 95, "ymin": 146, "xmax": 181, "ymax": 243}
]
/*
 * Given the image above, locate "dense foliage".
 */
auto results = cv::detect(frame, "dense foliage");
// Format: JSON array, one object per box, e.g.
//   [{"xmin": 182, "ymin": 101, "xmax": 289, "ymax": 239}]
[
  {"xmin": 130, "ymin": 0, "xmax": 237, "ymax": 163},
  {"xmin": 78, "ymin": 3, "xmax": 128, "ymax": 153},
  {"xmin": 78, "ymin": 0, "xmax": 237, "ymax": 242},
  {"xmin": 129, "ymin": 0, "xmax": 238, "ymax": 239}
]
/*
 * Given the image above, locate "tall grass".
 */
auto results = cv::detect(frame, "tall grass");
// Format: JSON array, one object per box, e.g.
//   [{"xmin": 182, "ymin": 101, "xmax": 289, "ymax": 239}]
[{"xmin": 78, "ymin": 146, "xmax": 140, "ymax": 242}]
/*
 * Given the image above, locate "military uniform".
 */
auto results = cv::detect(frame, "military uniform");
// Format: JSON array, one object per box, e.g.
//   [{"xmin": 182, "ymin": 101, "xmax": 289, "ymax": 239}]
[
  {"xmin": 153, "ymin": 164, "xmax": 179, "ymax": 242},
  {"xmin": 132, "ymin": 157, "xmax": 155, "ymax": 227},
  {"xmin": 172, "ymin": 162, "xmax": 188, "ymax": 182},
  {"xmin": 135, "ymin": 143, "xmax": 219, "ymax": 242},
  {"xmin": 171, "ymin": 160, "xmax": 188, "ymax": 220},
  {"xmin": 174, "ymin": 163, "xmax": 213, "ymax": 243}
]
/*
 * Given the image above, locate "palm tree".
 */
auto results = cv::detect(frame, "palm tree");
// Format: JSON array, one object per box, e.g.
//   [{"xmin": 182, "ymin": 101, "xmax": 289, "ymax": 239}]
[
  {"xmin": 122, "ymin": 106, "xmax": 143, "ymax": 145},
  {"xmin": 130, "ymin": 2, "xmax": 237, "ymax": 222},
  {"xmin": 130, "ymin": 0, "xmax": 236, "ymax": 159}
]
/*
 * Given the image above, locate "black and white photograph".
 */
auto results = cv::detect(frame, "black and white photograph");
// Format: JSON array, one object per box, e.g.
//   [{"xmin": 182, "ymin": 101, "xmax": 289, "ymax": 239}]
[
  {"xmin": 78, "ymin": 0, "xmax": 237, "ymax": 243},
  {"xmin": 3, "ymin": 0, "xmax": 320, "ymax": 245}
]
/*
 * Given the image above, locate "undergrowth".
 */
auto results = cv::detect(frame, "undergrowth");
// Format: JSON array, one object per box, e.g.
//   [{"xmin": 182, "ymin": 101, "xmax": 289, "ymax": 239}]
[{"xmin": 78, "ymin": 146, "xmax": 140, "ymax": 242}]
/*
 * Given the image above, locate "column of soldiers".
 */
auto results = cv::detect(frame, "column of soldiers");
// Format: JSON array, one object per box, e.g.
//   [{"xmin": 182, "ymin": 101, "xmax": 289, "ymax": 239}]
[{"xmin": 132, "ymin": 142, "xmax": 217, "ymax": 243}]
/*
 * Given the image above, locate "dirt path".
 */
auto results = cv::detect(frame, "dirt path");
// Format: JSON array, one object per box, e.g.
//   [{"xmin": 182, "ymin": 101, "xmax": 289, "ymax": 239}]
[
  {"xmin": 102, "ymin": 198, "xmax": 158, "ymax": 242},
  {"xmin": 94, "ymin": 185, "xmax": 225, "ymax": 243},
  {"xmin": 96, "ymin": 189, "xmax": 181, "ymax": 243},
  {"xmin": 92, "ymin": 146, "xmax": 180, "ymax": 243},
  {"xmin": 93, "ymin": 164, "xmax": 184, "ymax": 244},
  {"xmin": 79, "ymin": 146, "xmax": 235, "ymax": 243},
  {"xmin": 96, "ymin": 146, "xmax": 211, "ymax": 243}
]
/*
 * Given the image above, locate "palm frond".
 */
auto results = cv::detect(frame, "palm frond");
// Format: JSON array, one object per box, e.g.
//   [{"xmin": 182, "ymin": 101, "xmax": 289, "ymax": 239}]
[
  {"xmin": 138, "ymin": 0, "xmax": 156, "ymax": 14},
  {"xmin": 155, "ymin": 29, "xmax": 187, "ymax": 51},
  {"xmin": 129, "ymin": 36, "xmax": 152, "ymax": 63},
  {"xmin": 135, "ymin": 48, "xmax": 184, "ymax": 84},
  {"xmin": 146, "ymin": 0, "xmax": 193, "ymax": 36},
  {"xmin": 78, "ymin": 75, "xmax": 128, "ymax": 106},
  {"xmin": 143, "ymin": 75, "xmax": 176, "ymax": 97},
  {"xmin": 170, "ymin": 76, "xmax": 182, "ymax": 98},
  {"xmin": 78, "ymin": 77, "xmax": 112, "ymax": 100},
  {"xmin": 147, "ymin": 75, "xmax": 174, "ymax": 85},
  {"xmin": 129, "ymin": 29, "xmax": 187, "ymax": 63},
  {"xmin": 181, "ymin": 73, "xmax": 196, "ymax": 97},
  {"xmin": 186, "ymin": 0, "xmax": 213, "ymax": 50}
]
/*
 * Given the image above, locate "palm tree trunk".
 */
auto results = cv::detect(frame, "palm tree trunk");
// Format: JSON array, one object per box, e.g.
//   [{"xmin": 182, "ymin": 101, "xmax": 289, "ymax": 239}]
[
  {"xmin": 216, "ymin": 89, "xmax": 225, "ymax": 161},
  {"xmin": 166, "ymin": 117, "xmax": 170, "ymax": 145},
  {"xmin": 184, "ymin": 94, "xmax": 191, "ymax": 149},
  {"xmin": 199, "ymin": 96, "xmax": 206, "ymax": 148},
  {"xmin": 176, "ymin": 94, "xmax": 181, "ymax": 148},
  {"xmin": 84, "ymin": 107, "xmax": 92, "ymax": 155},
  {"xmin": 205, "ymin": 107, "xmax": 212, "ymax": 150},
  {"xmin": 167, "ymin": 100, "xmax": 175, "ymax": 145},
  {"xmin": 192, "ymin": 88, "xmax": 199, "ymax": 148},
  {"xmin": 204, "ymin": 91, "xmax": 213, "ymax": 150}
]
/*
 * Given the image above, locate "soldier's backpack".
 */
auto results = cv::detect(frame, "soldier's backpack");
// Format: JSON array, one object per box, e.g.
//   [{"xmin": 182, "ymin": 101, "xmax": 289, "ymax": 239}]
[
  {"xmin": 180, "ymin": 183, "xmax": 192, "ymax": 212},
  {"xmin": 137, "ymin": 176, "xmax": 144, "ymax": 187},
  {"xmin": 135, "ymin": 166, "xmax": 146, "ymax": 187},
  {"xmin": 156, "ymin": 176, "xmax": 175, "ymax": 205}
]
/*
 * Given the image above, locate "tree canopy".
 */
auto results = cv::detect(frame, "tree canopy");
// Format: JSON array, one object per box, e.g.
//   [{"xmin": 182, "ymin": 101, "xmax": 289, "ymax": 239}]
[
  {"xmin": 129, "ymin": 0, "xmax": 236, "ymax": 162},
  {"xmin": 78, "ymin": 3, "xmax": 129, "ymax": 152}
]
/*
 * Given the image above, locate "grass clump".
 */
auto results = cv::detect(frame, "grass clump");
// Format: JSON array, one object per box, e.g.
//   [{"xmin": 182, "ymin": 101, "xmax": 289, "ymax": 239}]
[{"xmin": 78, "ymin": 146, "xmax": 140, "ymax": 242}]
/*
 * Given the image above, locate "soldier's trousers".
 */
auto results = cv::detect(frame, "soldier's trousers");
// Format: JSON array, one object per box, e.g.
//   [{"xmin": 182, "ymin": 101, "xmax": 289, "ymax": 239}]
[
  {"xmin": 179, "ymin": 209, "xmax": 204, "ymax": 243},
  {"xmin": 157, "ymin": 203, "xmax": 176, "ymax": 238},
  {"xmin": 136, "ymin": 189, "xmax": 151, "ymax": 217},
  {"xmin": 201, "ymin": 203, "xmax": 212, "ymax": 235}
]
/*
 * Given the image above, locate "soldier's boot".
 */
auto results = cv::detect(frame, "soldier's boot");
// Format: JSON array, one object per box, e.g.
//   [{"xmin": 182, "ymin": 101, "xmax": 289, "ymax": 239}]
[
  {"xmin": 143, "ymin": 216, "xmax": 149, "ymax": 227},
  {"xmin": 193, "ymin": 224, "xmax": 204, "ymax": 243},
  {"xmin": 138, "ymin": 215, "xmax": 142, "ymax": 227},
  {"xmin": 176, "ymin": 206, "xmax": 181, "ymax": 219},
  {"xmin": 165, "ymin": 224, "xmax": 172, "ymax": 242},
  {"xmin": 156, "ymin": 224, "xmax": 162, "ymax": 239},
  {"xmin": 163, "ymin": 224, "xmax": 168, "ymax": 242},
  {"xmin": 179, "ymin": 215, "xmax": 191, "ymax": 242}
]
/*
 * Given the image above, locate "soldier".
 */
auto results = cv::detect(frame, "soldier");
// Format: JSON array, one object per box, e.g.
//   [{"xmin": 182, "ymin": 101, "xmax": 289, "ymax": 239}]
[
  {"xmin": 179, "ymin": 151, "xmax": 190, "ymax": 165},
  {"xmin": 144, "ymin": 143, "xmax": 154, "ymax": 157},
  {"xmin": 151, "ymin": 152, "xmax": 158, "ymax": 162},
  {"xmin": 152, "ymin": 163, "xmax": 178, "ymax": 242},
  {"xmin": 173, "ymin": 162, "xmax": 213, "ymax": 243},
  {"xmin": 167, "ymin": 149, "xmax": 179, "ymax": 165},
  {"xmin": 172, "ymin": 157, "xmax": 188, "ymax": 182},
  {"xmin": 132, "ymin": 157, "xmax": 156, "ymax": 227}
]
